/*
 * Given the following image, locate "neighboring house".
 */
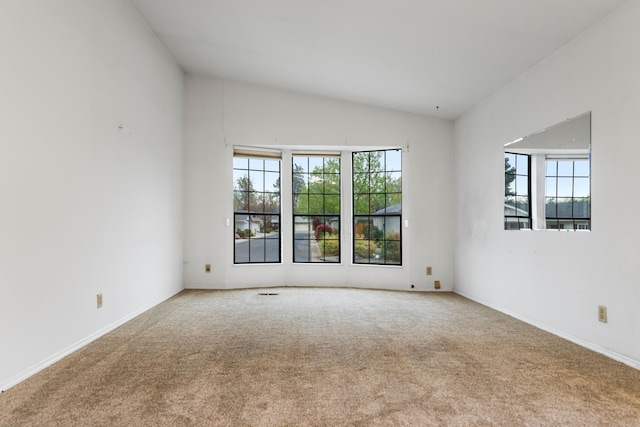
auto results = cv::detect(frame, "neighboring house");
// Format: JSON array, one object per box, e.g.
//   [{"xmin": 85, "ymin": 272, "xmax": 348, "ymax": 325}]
[
  {"xmin": 235, "ymin": 214, "xmax": 261, "ymax": 235},
  {"xmin": 373, "ymin": 203, "xmax": 401, "ymax": 233}
]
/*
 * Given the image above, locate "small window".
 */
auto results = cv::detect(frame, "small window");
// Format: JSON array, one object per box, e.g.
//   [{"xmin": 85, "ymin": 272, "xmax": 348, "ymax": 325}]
[
  {"xmin": 292, "ymin": 155, "xmax": 341, "ymax": 263},
  {"xmin": 233, "ymin": 153, "xmax": 281, "ymax": 263},
  {"xmin": 545, "ymin": 158, "xmax": 590, "ymax": 230},
  {"xmin": 353, "ymin": 149, "xmax": 402, "ymax": 265},
  {"xmin": 504, "ymin": 153, "xmax": 531, "ymax": 230}
]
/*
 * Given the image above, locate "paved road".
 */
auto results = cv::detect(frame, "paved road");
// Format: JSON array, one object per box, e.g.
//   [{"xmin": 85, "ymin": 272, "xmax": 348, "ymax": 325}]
[{"xmin": 234, "ymin": 233, "xmax": 280, "ymax": 263}]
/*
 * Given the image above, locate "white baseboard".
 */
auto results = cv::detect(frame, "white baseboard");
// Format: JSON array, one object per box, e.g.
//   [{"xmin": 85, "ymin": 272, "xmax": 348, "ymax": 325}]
[
  {"xmin": 454, "ymin": 290, "xmax": 640, "ymax": 371},
  {"xmin": 1, "ymin": 289, "xmax": 183, "ymax": 392}
]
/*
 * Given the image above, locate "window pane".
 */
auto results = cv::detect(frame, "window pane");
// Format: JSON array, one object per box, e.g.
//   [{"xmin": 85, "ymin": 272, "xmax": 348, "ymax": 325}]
[
  {"xmin": 545, "ymin": 177, "xmax": 557, "ymax": 197},
  {"xmin": 264, "ymin": 193, "xmax": 280, "ymax": 213},
  {"xmin": 325, "ymin": 173, "xmax": 340, "ymax": 194},
  {"xmin": 264, "ymin": 159, "xmax": 280, "ymax": 172},
  {"xmin": 505, "ymin": 197, "xmax": 516, "ymax": 215},
  {"xmin": 233, "ymin": 157, "xmax": 248, "ymax": 169},
  {"xmin": 556, "ymin": 198, "xmax": 573, "ymax": 218},
  {"xmin": 325, "ymin": 195, "xmax": 340, "ymax": 214},
  {"xmin": 353, "ymin": 152, "xmax": 369, "ymax": 172},
  {"xmin": 249, "ymin": 194, "xmax": 263, "ymax": 212},
  {"xmin": 233, "ymin": 170, "xmax": 248, "ymax": 191},
  {"xmin": 308, "ymin": 172, "xmax": 323, "ymax": 193},
  {"xmin": 249, "ymin": 170, "xmax": 264, "ymax": 191},
  {"xmin": 385, "ymin": 150, "xmax": 402, "ymax": 171},
  {"xmin": 385, "ymin": 193, "xmax": 402, "ymax": 210},
  {"xmin": 249, "ymin": 158, "xmax": 263, "ymax": 170},
  {"xmin": 264, "ymin": 171, "xmax": 279, "ymax": 191},
  {"xmin": 308, "ymin": 195, "xmax": 324, "ymax": 214},
  {"xmin": 545, "ymin": 198, "xmax": 557, "ymax": 217},
  {"xmin": 386, "ymin": 171, "xmax": 402, "ymax": 192},
  {"xmin": 574, "ymin": 160, "xmax": 590, "ymax": 177},
  {"xmin": 308, "ymin": 157, "xmax": 323, "ymax": 171},
  {"xmin": 557, "ymin": 177, "xmax": 573, "ymax": 197},
  {"xmin": 574, "ymin": 177, "xmax": 589, "ymax": 197},
  {"xmin": 557, "ymin": 161, "xmax": 573, "ymax": 176},
  {"xmin": 545, "ymin": 160, "xmax": 557, "ymax": 176},
  {"xmin": 293, "ymin": 157, "xmax": 308, "ymax": 173},
  {"xmin": 573, "ymin": 199, "xmax": 590, "ymax": 218},
  {"xmin": 234, "ymin": 191, "xmax": 246, "ymax": 211},
  {"xmin": 353, "ymin": 149, "xmax": 402, "ymax": 265},
  {"xmin": 234, "ymin": 156, "xmax": 281, "ymax": 264},
  {"xmin": 515, "ymin": 175, "xmax": 528, "ymax": 196},
  {"xmin": 515, "ymin": 196, "xmax": 529, "ymax": 215},
  {"xmin": 384, "ymin": 216, "xmax": 401, "ymax": 236},
  {"xmin": 292, "ymin": 156, "xmax": 340, "ymax": 263},
  {"xmin": 353, "ymin": 173, "xmax": 369, "ymax": 194},
  {"xmin": 516, "ymin": 154, "xmax": 528, "ymax": 175},
  {"xmin": 369, "ymin": 152, "xmax": 384, "ymax": 172},
  {"xmin": 354, "ymin": 194, "xmax": 370, "ymax": 215},
  {"xmin": 505, "ymin": 217, "xmax": 519, "ymax": 230}
]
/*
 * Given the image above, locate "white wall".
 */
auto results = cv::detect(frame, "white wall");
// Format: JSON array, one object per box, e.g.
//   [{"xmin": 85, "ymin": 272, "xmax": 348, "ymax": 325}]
[
  {"xmin": 184, "ymin": 76, "xmax": 454, "ymax": 292},
  {"xmin": 0, "ymin": 1, "xmax": 184, "ymax": 390},
  {"xmin": 454, "ymin": 0, "xmax": 640, "ymax": 367}
]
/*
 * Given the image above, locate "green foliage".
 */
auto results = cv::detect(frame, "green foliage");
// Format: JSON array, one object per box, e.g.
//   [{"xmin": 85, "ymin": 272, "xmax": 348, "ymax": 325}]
[
  {"xmin": 294, "ymin": 157, "xmax": 341, "ymax": 215},
  {"xmin": 354, "ymin": 237, "xmax": 377, "ymax": 258},
  {"xmin": 362, "ymin": 224, "xmax": 383, "ymax": 243},
  {"xmin": 236, "ymin": 229, "xmax": 253, "ymax": 238},
  {"xmin": 353, "ymin": 151, "xmax": 402, "ymax": 214},
  {"xmin": 505, "ymin": 155, "xmax": 516, "ymax": 196},
  {"xmin": 381, "ymin": 231, "xmax": 401, "ymax": 262},
  {"xmin": 318, "ymin": 238, "xmax": 339, "ymax": 257}
]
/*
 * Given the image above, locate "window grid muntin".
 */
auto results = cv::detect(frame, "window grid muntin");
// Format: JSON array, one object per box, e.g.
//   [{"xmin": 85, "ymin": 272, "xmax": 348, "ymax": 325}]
[
  {"xmin": 352, "ymin": 149, "xmax": 402, "ymax": 265},
  {"xmin": 292, "ymin": 156, "xmax": 341, "ymax": 263},
  {"xmin": 545, "ymin": 158, "xmax": 590, "ymax": 230},
  {"xmin": 504, "ymin": 153, "xmax": 531, "ymax": 230},
  {"xmin": 233, "ymin": 156, "xmax": 281, "ymax": 264}
]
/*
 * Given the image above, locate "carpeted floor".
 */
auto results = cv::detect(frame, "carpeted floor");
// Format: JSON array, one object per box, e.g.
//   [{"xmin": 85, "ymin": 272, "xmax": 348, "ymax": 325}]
[{"xmin": 1, "ymin": 287, "xmax": 639, "ymax": 426}]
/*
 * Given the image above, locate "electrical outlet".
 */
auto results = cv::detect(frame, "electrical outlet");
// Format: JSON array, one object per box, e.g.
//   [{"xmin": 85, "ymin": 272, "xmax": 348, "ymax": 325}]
[
  {"xmin": 434, "ymin": 280, "xmax": 441, "ymax": 289},
  {"xmin": 205, "ymin": 263, "xmax": 211, "ymax": 273},
  {"xmin": 426, "ymin": 266, "xmax": 432, "ymax": 275},
  {"xmin": 598, "ymin": 306, "xmax": 607, "ymax": 323},
  {"xmin": 97, "ymin": 293, "xmax": 103, "ymax": 309}
]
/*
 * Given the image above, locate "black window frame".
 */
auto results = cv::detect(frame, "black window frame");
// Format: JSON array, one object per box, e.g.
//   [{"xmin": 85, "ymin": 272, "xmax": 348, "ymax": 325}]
[
  {"xmin": 292, "ymin": 155, "xmax": 341, "ymax": 263},
  {"xmin": 545, "ymin": 158, "xmax": 591, "ymax": 230},
  {"xmin": 504, "ymin": 152, "xmax": 531, "ymax": 230},
  {"xmin": 352, "ymin": 149, "xmax": 402, "ymax": 265},
  {"xmin": 233, "ymin": 154, "xmax": 281, "ymax": 264}
]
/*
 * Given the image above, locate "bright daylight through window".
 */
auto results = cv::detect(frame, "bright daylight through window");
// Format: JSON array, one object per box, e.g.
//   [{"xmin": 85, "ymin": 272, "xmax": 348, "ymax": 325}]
[
  {"xmin": 233, "ymin": 148, "xmax": 402, "ymax": 265},
  {"xmin": 504, "ymin": 153, "xmax": 531, "ymax": 230},
  {"xmin": 233, "ymin": 155, "xmax": 281, "ymax": 263},
  {"xmin": 504, "ymin": 112, "xmax": 591, "ymax": 231},
  {"xmin": 292, "ymin": 155, "xmax": 341, "ymax": 263},
  {"xmin": 353, "ymin": 149, "xmax": 402, "ymax": 265},
  {"xmin": 545, "ymin": 159, "xmax": 590, "ymax": 230}
]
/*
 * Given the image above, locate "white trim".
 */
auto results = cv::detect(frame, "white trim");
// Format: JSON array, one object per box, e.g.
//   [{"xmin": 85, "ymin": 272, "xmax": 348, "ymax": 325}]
[
  {"xmin": 454, "ymin": 290, "xmax": 640, "ymax": 371},
  {"xmin": 0, "ymin": 289, "xmax": 183, "ymax": 392}
]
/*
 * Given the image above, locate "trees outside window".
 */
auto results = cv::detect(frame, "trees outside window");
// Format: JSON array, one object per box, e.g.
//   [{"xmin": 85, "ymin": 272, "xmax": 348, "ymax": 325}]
[
  {"xmin": 352, "ymin": 149, "xmax": 402, "ymax": 265},
  {"xmin": 292, "ymin": 156, "xmax": 340, "ymax": 263},
  {"xmin": 233, "ymin": 156, "xmax": 281, "ymax": 263}
]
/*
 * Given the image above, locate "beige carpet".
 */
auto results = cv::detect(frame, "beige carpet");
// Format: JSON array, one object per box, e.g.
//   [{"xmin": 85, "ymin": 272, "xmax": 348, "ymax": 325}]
[{"xmin": 1, "ymin": 288, "xmax": 639, "ymax": 426}]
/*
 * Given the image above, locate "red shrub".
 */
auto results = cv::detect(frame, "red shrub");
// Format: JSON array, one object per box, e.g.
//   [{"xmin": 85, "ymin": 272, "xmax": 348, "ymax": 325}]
[{"xmin": 315, "ymin": 224, "xmax": 333, "ymax": 240}]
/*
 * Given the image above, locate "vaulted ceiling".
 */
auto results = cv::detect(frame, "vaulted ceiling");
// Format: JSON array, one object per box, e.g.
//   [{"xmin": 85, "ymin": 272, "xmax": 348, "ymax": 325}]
[{"xmin": 130, "ymin": 0, "xmax": 628, "ymax": 119}]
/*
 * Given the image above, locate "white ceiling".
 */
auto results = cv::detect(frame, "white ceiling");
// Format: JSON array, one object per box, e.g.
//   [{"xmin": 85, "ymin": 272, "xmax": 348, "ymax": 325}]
[{"xmin": 130, "ymin": 0, "xmax": 628, "ymax": 120}]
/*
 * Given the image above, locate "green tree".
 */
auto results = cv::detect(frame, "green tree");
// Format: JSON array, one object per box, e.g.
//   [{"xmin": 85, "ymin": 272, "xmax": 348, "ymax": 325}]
[
  {"xmin": 234, "ymin": 176, "xmax": 257, "ymax": 211},
  {"xmin": 294, "ymin": 157, "xmax": 340, "ymax": 215},
  {"xmin": 353, "ymin": 151, "xmax": 400, "ymax": 214},
  {"xmin": 505, "ymin": 155, "xmax": 516, "ymax": 197}
]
